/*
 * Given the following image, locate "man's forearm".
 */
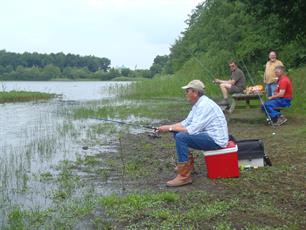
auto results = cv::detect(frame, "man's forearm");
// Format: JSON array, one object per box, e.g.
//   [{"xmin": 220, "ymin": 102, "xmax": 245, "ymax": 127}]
[
  {"xmin": 157, "ymin": 123, "xmax": 187, "ymax": 133},
  {"xmin": 268, "ymin": 91, "xmax": 285, "ymax": 100},
  {"xmin": 171, "ymin": 123, "xmax": 187, "ymax": 132}
]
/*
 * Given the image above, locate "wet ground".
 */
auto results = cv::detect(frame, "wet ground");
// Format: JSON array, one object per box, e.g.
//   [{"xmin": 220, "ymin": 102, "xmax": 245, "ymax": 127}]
[
  {"xmin": 2, "ymin": 95, "xmax": 305, "ymax": 229},
  {"xmin": 70, "ymin": 103, "xmax": 306, "ymax": 229}
]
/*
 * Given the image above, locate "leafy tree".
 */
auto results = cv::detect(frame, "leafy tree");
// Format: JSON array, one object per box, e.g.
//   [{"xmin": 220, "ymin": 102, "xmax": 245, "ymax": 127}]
[
  {"xmin": 166, "ymin": 0, "xmax": 306, "ymax": 79},
  {"xmin": 42, "ymin": 64, "xmax": 61, "ymax": 79},
  {"xmin": 0, "ymin": 50, "xmax": 112, "ymax": 80},
  {"xmin": 120, "ymin": 68, "xmax": 132, "ymax": 77},
  {"xmin": 150, "ymin": 55, "xmax": 169, "ymax": 77}
]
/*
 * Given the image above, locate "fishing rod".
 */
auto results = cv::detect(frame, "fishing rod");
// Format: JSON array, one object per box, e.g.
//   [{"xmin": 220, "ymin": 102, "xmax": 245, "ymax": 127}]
[
  {"xmin": 185, "ymin": 48, "xmax": 217, "ymax": 83},
  {"xmin": 43, "ymin": 107, "xmax": 160, "ymax": 133},
  {"xmin": 88, "ymin": 116, "xmax": 161, "ymax": 138},
  {"xmin": 40, "ymin": 109, "xmax": 161, "ymax": 140},
  {"xmin": 239, "ymin": 59, "xmax": 277, "ymax": 131}
]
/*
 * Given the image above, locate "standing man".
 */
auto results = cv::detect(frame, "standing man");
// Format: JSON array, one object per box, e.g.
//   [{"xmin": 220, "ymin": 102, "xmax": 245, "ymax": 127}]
[
  {"xmin": 214, "ymin": 60, "xmax": 246, "ymax": 106},
  {"xmin": 262, "ymin": 65, "xmax": 292, "ymax": 125},
  {"xmin": 264, "ymin": 51, "xmax": 284, "ymax": 97},
  {"xmin": 157, "ymin": 80, "xmax": 228, "ymax": 187}
]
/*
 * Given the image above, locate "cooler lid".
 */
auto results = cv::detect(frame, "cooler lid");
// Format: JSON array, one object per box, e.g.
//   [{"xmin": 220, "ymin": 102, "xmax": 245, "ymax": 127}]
[{"xmin": 203, "ymin": 145, "xmax": 238, "ymax": 156}]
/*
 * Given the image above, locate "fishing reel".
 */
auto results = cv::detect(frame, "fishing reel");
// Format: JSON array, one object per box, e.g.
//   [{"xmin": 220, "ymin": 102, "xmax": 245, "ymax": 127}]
[{"xmin": 147, "ymin": 127, "xmax": 161, "ymax": 139}]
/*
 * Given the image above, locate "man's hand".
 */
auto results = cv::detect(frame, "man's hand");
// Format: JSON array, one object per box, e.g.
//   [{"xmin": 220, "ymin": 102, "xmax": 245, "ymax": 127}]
[
  {"xmin": 269, "ymin": 89, "xmax": 285, "ymax": 100},
  {"xmin": 157, "ymin": 125, "xmax": 172, "ymax": 133},
  {"xmin": 213, "ymin": 79, "xmax": 220, "ymax": 84}
]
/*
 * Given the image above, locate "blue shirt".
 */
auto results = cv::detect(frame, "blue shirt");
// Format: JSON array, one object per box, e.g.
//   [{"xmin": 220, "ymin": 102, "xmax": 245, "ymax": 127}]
[{"xmin": 181, "ymin": 95, "xmax": 228, "ymax": 147}]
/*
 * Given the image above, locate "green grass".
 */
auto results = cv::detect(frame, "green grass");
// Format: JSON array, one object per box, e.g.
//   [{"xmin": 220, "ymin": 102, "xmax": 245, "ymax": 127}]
[
  {"xmin": 5, "ymin": 195, "xmax": 96, "ymax": 230},
  {"xmin": 117, "ymin": 72, "xmax": 220, "ymax": 99},
  {"xmin": 0, "ymin": 90, "xmax": 55, "ymax": 103},
  {"xmin": 97, "ymin": 191, "xmax": 239, "ymax": 229},
  {"xmin": 3, "ymin": 66, "xmax": 305, "ymax": 229}
]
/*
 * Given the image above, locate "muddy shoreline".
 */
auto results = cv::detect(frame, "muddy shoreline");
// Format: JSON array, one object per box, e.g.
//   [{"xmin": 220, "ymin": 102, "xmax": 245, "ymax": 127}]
[
  {"xmin": 3, "ymin": 98, "xmax": 305, "ymax": 229},
  {"xmin": 69, "ymin": 105, "xmax": 305, "ymax": 229}
]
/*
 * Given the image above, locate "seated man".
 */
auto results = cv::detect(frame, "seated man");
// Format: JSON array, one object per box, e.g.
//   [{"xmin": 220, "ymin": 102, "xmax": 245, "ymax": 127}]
[
  {"xmin": 157, "ymin": 80, "xmax": 228, "ymax": 187},
  {"xmin": 262, "ymin": 65, "xmax": 292, "ymax": 125},
  {"xmin": 214, "ymin": 60, "xmax": 246, "ymax": 106}
]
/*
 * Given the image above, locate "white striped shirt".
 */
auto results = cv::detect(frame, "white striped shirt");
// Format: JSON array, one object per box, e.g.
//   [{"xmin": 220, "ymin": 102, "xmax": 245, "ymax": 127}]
[{"xmin": 181, "ymin": 95, "xmax": 228, "ymax": 147}]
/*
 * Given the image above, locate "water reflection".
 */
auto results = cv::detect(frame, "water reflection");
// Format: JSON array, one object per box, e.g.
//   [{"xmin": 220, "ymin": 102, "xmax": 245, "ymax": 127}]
[{"xmin": 0, "ymin": 81, "xmax": 129, "ymax": 226}]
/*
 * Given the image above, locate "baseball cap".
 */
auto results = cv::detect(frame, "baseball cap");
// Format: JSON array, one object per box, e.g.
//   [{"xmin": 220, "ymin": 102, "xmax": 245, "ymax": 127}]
[{"xmin": 181, "ymin": 80, "xmax": 205, "ymax": 92}]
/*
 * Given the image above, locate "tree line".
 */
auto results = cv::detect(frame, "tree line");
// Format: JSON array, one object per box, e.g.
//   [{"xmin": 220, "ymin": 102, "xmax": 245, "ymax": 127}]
[
  {"xmin": 151, "ymin": 0, "xmax": 306, "ymax": 79},
  {"xmin": 0, "ymin": 50, "xmax": 154, "ymax": 81},
  {"xmin": 2, "ymin": 0, "xmax": 305, "ymax": 81}
]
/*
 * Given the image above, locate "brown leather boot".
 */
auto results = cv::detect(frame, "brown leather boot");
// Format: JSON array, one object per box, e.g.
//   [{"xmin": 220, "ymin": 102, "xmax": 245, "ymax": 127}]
[
  {"xmin": 174, "ymin": 152, "xmax": 194, "ymax": 172},
  {"xmin": 167, "ymin": 162, "xmax": 193, "ymax": 187}
]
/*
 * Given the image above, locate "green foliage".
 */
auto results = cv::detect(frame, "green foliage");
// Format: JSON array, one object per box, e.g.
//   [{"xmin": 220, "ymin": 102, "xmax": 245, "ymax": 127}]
[
  {"xmin": 287, "ymin": 66, "xmax": 306, "ymax": 114},
  {"xmin": 242, "ymin": 0, "xmax": 306, "ymax": 42},
  {"xmin": 150, "ymin": 55, "xmax": 170, "ymax": 77},
  {"xmin": 0, "ymin": 50, "xmax": 111, "ymax": 72},
  {"xmin": 120, "ymin": 67, "xmax": 132, "ymax": 77},
  {"xmin": 0, "ymin": 50, "xmax": 114, "ymax": 81},
  {"xmin": 119, "ymin": 57, "xmax": 222, "ymax": 99},
  {"xmin": 163, "ymin": 0, "xmax": 306, "ymax": 77},
  {"xmin": 7, "ymin": 207, "xmax": 25, "ymax": 230}
]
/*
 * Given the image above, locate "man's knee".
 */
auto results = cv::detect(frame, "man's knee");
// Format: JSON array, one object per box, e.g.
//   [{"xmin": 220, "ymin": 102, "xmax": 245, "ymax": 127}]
[
  {"xmin": 261, "ymin": 103, "xmax": 267, "ymax": 111},
  {"xmin": 174, "ymin": 132, "xmax": 189, "ymax": 142},
  {"xmin": 220, "ymin": 83, "xmax": 229, "ymax": 89}
]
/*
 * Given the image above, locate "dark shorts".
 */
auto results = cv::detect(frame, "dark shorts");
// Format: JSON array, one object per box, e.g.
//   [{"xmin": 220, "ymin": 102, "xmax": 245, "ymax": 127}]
[{"xmin": 229, "ymin": 85, "xmax": 244, "ymax": 94}]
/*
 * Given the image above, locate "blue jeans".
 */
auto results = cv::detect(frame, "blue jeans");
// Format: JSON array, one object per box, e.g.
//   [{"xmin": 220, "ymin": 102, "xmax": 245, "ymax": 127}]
[
  {"xmin": 173, "ymin": 132, "xmax": 222, "ymax": 163},
  {"xmin": 265, "ymin": 83, "xmax": 277, "ymax": 97},
  {"xmin": 262, "ymin": 98, "xmax": 291, "ymax": 121}
]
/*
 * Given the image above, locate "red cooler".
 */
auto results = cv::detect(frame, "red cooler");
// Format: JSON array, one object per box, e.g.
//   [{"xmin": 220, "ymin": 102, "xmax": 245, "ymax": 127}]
[{"xmin": 203, "ymin": 141, "xmax": 240, "ymax": 179}]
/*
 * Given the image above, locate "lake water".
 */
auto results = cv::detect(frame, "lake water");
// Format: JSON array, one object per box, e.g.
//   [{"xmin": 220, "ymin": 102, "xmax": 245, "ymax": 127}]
[
  {"xmin": 0, "ymin": 81, "xmax": 129, "ymax": 226},
  {"xmin": 1, "ymin": 81, "xmax": 123, "ymax": 101}
]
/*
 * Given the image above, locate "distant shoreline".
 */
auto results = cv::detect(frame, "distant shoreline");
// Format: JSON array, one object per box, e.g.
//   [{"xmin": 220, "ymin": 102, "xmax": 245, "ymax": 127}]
[{"xmin": 0, "ymin": 77, "xmax": 143, "ymax": 82}]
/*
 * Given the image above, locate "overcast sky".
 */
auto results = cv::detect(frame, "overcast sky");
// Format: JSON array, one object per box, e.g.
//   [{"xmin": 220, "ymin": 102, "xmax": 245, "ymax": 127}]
[{"xmin": 0, "ymin": 0, "xmax": 203, "ymax": 69}]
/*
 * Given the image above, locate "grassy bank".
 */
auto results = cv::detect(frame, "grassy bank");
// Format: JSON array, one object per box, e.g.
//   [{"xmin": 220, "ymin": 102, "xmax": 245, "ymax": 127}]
[
  {"xmin": 0, "ymin": 90, "xmax": 56, "ymax": 103},
  {"xmin": 118, "ymin": 63, "xmax": 306, "ymax": 105},
  {"xmin": 3, "ymin": 67, "xmax": 305, "ymax": 229},
  {"xmin": 5, "ymin": 98, "xmax": 305, "ymax": 229}
]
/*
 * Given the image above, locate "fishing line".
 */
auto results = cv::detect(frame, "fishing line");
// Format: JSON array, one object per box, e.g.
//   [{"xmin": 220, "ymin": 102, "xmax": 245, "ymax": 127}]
[
  {"xmin": 88, "ymin": 117, "xmax": 156, "ymax": 130},
  {"xmin": 88, "ymin": 117, "xmax": 160, "ymax": 138},
  {"xmin": 185, "ymin": 48, "xmax": 217, "ymax": 83},
  {"xmin": 238, "ymin": 59, "xmax": 278, "ymax": 132}
]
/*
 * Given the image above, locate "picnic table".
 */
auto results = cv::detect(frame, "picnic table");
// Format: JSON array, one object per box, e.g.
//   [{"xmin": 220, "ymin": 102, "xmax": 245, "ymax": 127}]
[{"xmin": 228, "ymin": 92, "xmax": 264, "ymax": 113}]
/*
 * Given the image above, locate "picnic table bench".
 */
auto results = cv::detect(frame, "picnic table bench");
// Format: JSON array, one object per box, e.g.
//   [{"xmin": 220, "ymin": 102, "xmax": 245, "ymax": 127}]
[{"xmin": 228, "ymin": 92, "xmax": 264, "ymax": 113}]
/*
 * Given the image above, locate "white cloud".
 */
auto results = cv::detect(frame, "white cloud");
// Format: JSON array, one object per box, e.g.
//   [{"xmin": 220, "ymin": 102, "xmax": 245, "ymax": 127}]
[{"xmin": 0, "ymin": 0, "xmax": 203, "ymax": 68}]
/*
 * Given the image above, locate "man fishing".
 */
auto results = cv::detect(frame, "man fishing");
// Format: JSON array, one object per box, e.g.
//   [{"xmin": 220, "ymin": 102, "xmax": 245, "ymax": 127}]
[
  {"xmin": 262, "ymin": 65, "xmax": 292, "ymax": 125},
  {"xmin": 157, "ymin": 80, "xmax": 228, "ymax": 187},
  {"xmin": 214, "ymin": 60, "xmax": 246, "ymax": 106}
]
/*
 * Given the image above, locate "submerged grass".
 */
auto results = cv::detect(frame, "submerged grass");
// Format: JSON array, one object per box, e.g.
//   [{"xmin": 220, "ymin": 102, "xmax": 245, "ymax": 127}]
[{"xmin": 0, "ymin": 90, "xmax": 55, "ymax": 103}]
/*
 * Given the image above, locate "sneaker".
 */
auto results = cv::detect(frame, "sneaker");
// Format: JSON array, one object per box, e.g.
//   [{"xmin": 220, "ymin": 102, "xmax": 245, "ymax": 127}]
[
  {"xmin": 266, "ymin": 118, "xmax": 277, "ymax": 126},
  {"xmin": 275, "ymin": 116, "xmax": 287, "ymax": 126}
]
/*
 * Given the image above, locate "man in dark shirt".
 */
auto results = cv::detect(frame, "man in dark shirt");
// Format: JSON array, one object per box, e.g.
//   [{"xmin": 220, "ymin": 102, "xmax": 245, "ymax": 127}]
[{"xmin": 214, "ymin": 61, "xmax": 246, "ymax": 105}]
